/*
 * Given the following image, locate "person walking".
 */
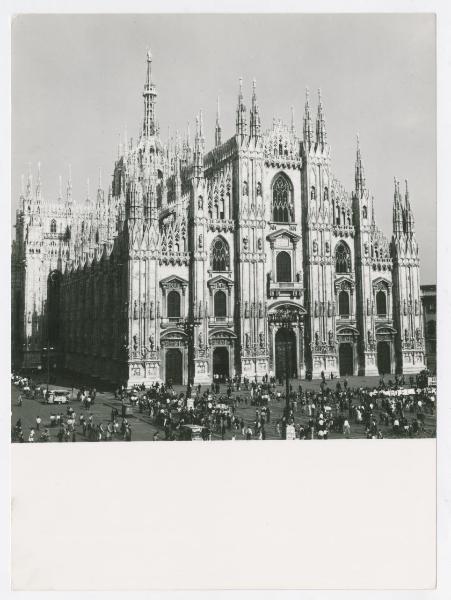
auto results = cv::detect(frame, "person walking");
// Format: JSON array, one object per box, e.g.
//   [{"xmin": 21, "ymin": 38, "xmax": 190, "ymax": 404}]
[
  {"xmin": 35, "ymin": 416, "xmax": 41, "ymax": 431},
  {"xmin": 28, "ymin": 428, "xmax": 35, "ymax": 443}
]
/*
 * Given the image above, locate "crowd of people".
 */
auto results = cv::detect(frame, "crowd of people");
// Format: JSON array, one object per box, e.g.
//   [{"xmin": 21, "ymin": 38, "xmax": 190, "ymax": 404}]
[{"xmin": 11, "ymin": 370, "xmax": 436, "ymax": 443}]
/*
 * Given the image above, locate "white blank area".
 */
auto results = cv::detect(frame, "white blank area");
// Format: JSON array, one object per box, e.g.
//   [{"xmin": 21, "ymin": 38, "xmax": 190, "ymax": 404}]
[{"xmin": 11, "ymin": 440, "xmax": 435, "ymax": 591}]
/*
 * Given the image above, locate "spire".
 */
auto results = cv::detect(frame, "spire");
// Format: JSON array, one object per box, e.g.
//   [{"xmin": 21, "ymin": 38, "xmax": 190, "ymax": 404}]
[
  {"xmin": 303, "ymin": 87, "xmax": 313, "ymax": 149},
  {"xmin": 405, "ymin": 179, "xmax": 415, "ymax": 235},
  {"xmin": 194, "ymin": 112, "xmax": 204, "ymax": 179},
  {"xmin": 98, "ymin": 167, "xmax": 102, "ymax": 190},
  {"xmin": 315, "ymin": 88, "xmax": 327, "ymax": 147},
  {"xmin": 236, "ymin": 77, "xmax": 247, "ymax": 139},
  {"xmin": 58, "ymin": 175, "xmax": 63, "ymax": 200},
  {"xmin": 142, "ymin": 48, "xmax": 157, "ymax": 138},
  {"xmin": 371, "ymin": 195, "xmax": 375, "ymax": 226},
  {"xmin": 215, "ymin": 96, "xmax": 222, "ymax": 147},
  {"xmin": 66, "ymin": 164, "xmax": 72, "ymax": 203},
  {"xmin": 355, "ymin": 134, "xmax": 366, "ymax": 196},
  {"xmin": 36, "ymin": 161, "xmax": 42, "ymax": 198},
  {"xmin": 86, "ymin": 178, "xmax": 90, "ymax": 204},
  {"xmin": 249, "ymin": 78, "xmax": 261, "ymax": 140},
  {"xmin": 393, "ymin": 177, "xmax": 404, "ymax": 237},
  {"xmin": 290, "ymin": 105, "xmax": 295, "ymax": 134}
]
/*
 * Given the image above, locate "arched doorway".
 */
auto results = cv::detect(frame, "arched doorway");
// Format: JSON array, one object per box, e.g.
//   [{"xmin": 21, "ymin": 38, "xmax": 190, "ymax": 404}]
[
  {"xmin": 339, "ymin": 343, "xmax": 353, "ymax": 376},
  {"xmin": 275, "ymin": 328, "xmax": 297, "ymax": 379},
  {"xmin": 165, "ymin": 348, "xmax": 183, "ymax": 384},
  {"xmin": 377, "ymin": 341, "xmax": 391, "ymax": 375},
  {"xmin": 213, "ymin": 347, "xmax": 229, "ymax": 380}
]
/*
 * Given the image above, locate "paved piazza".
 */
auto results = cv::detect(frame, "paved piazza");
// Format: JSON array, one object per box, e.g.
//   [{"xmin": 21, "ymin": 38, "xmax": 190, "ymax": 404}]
[{"xmin": 11, "ymin": 375, "xmax": 436, "ymax": 442}]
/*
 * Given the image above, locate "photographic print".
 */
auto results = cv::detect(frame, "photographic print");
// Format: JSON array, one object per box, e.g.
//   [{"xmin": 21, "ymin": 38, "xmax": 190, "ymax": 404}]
[{"xmin": 10, "ymin": 13, "xmax": 436, "ymax": 445}]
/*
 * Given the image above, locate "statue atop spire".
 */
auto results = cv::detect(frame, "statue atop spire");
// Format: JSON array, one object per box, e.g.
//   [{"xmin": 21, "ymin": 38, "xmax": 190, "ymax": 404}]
[{"xmin": 142, "ymin": 48, "xmax": 157, "ymax": 138}]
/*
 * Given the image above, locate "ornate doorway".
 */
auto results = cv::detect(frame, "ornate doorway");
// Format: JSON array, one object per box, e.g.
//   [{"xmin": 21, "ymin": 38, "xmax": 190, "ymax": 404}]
[
  {"xmin": 165, "ymin": 348, "xmax": 183, "ymax": 384},
  {"xmin": 213, "ymin": 346, "xmax": 229, "ymax": 380},
  {"xmin": 339, "ymin": 343, "xmax": 353, "ymax": 376},
  {"xmin": 377, "ymin": 341, "xmax": 391, "ymax": 375},
  {"xmin": 275, "ymin": 328, "xmax": 297, "ymax": 379}
]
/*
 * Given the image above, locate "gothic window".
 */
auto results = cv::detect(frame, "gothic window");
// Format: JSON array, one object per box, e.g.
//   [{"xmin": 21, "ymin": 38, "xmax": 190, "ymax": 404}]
[
  {"xmin": 324, "ymin": 187, "xmax": 329, "ymax": 202},
  {"xmin": 276, "ymin": 251, "xmax": 291, "ymax": 282},
  {"xmin": 335, "ymin": 241, "xmax": 351, "ymax": 274},
  {"xmin": 362, "ymin": 205, "xmax": 367, "ymax": 219},
  {"xmin": 167, "ymin": 290, "xmax": 181, "ymax": 318},
  {"xmin": 272, "ymin": 174, "xmax": 292, "ymax": 223},
  {"xmin": 376, "ymin": 290, "xmax": 387, "ymax": 316},
  {"xmin": 211, "ymin": 237, "xmax": 230, "ymax": 271},
  {"xmin": 95, "ymin": 230, "xmax": 99, "ymax": 244},
  {"xmin": 50, "ymin": 219, "xmax": 57, "ymax": 234},
  {"xmin": 338, "ymin": 290, "xmax": 350, "ymax": 316},
  {"xmin": 214, "ymin": 290, "xmax": 227, "ymax": 317}
]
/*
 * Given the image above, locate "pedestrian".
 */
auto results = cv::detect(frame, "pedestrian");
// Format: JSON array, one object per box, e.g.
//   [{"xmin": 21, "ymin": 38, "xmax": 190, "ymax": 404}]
[
  {"xmin": 28, "ymin": 428, "xmax": 35, "ymax": 443},
  {"xmin": 35, "ymin": 416, "xmax": 41, "ymax": 431}
]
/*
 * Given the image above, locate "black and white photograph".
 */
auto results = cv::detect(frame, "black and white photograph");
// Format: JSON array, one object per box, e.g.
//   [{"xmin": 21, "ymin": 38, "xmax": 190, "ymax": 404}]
[
  {"xmin": 11, "ymin": 13, "xmax": 437, "ymax": 444},
  {"xmin": 5, "ymin": 6, "xmax": 449, "ymax": 594}
]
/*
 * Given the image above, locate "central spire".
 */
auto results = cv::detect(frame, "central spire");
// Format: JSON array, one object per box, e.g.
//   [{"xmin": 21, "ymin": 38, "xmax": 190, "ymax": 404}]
[
  {"xmin": 142, "ymin": 49, "xmax": 158, "ymax": 138},
  {"xmin": 315, "ymin": 88, "xmax": 327, "ymax": 147},
  {"xmin": 236, "ymin": 77, "xmax": 247, "ymax": 139}
]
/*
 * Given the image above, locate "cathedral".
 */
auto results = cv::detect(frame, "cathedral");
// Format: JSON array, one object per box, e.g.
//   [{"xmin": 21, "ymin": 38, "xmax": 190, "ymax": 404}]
[{"xmin": 11, "ymin": 51, "xmax": 426, "ymax": 386}]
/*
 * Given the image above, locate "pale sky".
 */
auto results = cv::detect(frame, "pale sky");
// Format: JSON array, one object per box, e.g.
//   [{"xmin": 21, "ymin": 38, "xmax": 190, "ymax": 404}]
[{"xmin": 11, "ymin": 13, "xmax": 436, "ymax": 282}]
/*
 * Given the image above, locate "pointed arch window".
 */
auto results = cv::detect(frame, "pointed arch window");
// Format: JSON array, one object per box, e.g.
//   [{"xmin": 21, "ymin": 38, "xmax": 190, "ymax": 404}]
[
  {"xmin": 335, "ymin": 241, "xmax": 351, "ymax": 274},
  {"xmin": 272, "ymin": 174, "xmax": 293, "ymax": 223},
  {"xmin": 211, "ymin": 237, "xmax": 230, "ymax": 272},
  {"xmin": 50, "ymin": 219, "xmax": 57, "ymax": 234}
]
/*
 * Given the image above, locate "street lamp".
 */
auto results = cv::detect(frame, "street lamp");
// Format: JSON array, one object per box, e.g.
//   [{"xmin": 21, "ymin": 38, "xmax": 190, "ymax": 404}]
[{"xmin": 42, "ymin": 345, "xmax": 55, "ymax": 394}]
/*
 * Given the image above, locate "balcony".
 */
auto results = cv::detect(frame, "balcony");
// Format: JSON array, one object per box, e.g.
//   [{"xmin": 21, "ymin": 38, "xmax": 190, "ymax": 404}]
[{"xmin": 268, "ymin": 281, "xmax": 303, "ymax": 299}]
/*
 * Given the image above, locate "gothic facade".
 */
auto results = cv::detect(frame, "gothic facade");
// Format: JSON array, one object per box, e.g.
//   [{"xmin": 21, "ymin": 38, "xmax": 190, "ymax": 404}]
[{"xmin": 11, "ymin": 52, "xmax": 426, "ymax": 385}]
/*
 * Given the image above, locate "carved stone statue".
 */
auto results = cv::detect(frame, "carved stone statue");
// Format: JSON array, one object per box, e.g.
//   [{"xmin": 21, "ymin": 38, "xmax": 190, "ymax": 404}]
[
  {"xmin": 133, "ymin": 334, "xmax": 138, "ymax": 351},
  {"xmin": 314, "ymin": 332, "xmax": 319, "ymax": 346},
  {"xmin": 150, "ymin": 301, "xmax": 154, "ymax": 320},
  {"xmin": 314, "ymin": 301, "xmax": 319, "ymax": 317},
  {"xmin": 367, "ymin": 298, "xmax": 370, "ymax": 316},
  {"xmin": 325, "ymin": 241, "xmax": 330, "ymax": 254},
  {"xmin": 245, "ymin": 332, "xmax": 250, "ymax": 348},
  {"xmin": 198, "ymin": 196, "xmax": 203, "ymax": 210},
  {"xmin": 415, "ymin": 327, "xmax": 421, "ymax": 341},
  {"xmin": 149, "ymin": 333, "xmax": 154, "ymax": 350},
  {"xmin": 133, "ymin": 301, "xmax": 138, "ymax": 320},
  {"xmin": 259, "ymin": 332, "xmax": 264, "ymax": 348},
  {"xmin": 245, "ymin": 301, "xmax": 249, "ymax": 317},
  {"xmin": 243, "ymin": 237, "xmax": 248, "ymax": 250},
  {"xmin": 415, "ymin": 299, "xmax": 419, "ymax": 315},
  {"xmin": 328, "ymin": 330, "xmax": 333, "ymax": 345},
  {"xmin": 368, "ymin": 330, "xmax": 372, "ymax": 344},
  {"xmin": 258, "ymin": 301, "xmax": 263, "ymax": 318},
  {"xmin": 312, "ymin": 240, "xmax": 318, "ymax": 254},
  {"xmin": 403, "ymin": 300, "xmax": 407, "ymax": 315},
  {"xmin": 243, "ymin": 181, "xmax": 248, "ymax": 196},
  {"xmin": 404, "ymin": 329, "xmax": 409, "ymax": 341},
  {"xmin": 327, "ymin": 301, "xmax": 332, "ymax": 317},
  {"xmin": 198, "ymin": 234, "xmax": 203, "ymax": 248},
  {"xmin": 198, "ymin": 331, "xmax": 203, "ymax": 347},
  {"xmin": 257, "ymin": 237, "xmax": 262, "ymax": 251},
  {"xmin": 256, "ymin": 182, "xmax": 262, "ymax": 196}
]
